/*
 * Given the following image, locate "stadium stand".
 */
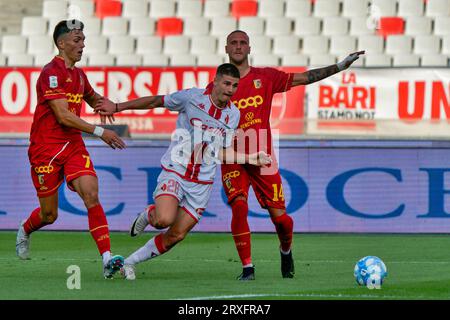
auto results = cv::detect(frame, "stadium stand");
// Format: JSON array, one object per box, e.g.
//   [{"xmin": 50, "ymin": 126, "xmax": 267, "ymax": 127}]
[{"xmin": 0, "ymin": 0, "xmax": 449, "ymax": 67}]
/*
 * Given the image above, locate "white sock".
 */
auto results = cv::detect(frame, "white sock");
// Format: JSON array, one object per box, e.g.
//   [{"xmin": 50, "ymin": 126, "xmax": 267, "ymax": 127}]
[
  {"xmin": 102, "ymin": 251, "xmax": 112, "ymax": 266},
  {"xmin": 280, "ymin": 248, "xmax": 291, "ymax": 255},
  {"xmin": 125, "ymin": 237, "xmax": 161, "ymax": 265},
  {"xmin": 243, "ymin": 263, "xmax": 253, "ymax": 268}
]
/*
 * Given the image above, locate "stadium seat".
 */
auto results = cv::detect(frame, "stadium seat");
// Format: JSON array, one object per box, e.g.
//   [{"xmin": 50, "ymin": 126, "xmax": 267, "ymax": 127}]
[
  {"xmin": 301, "ymin": 35, "xmax": 329, "ymax": 55},
  {"xmin": 329, "ymin": 35, "xmax": 357, "ymax": 55},
  {"xmin": 258, "ymin": 0, "xmax": 284, "ymax": 17},
  {"xmin": 210, "ymin": 17, "xmax": 238, "ymax": 37},
  {"xmin": 441, "ymin": 35, "xmax": 450, "ymax": 54},
  {"xmin": 129, "ymin": 17, "xmax": 156, "ymax": 36},
  {"xmin": 434, "ymin": 17, "xmax": 450, "ymax": 36},
  {"xmin": 285, "ymin": 0, "xmax": 312, "ymax": 18},
  {"xmin": 28, "ymin": 35, "xmax": 54, "ymax": 54},
  {"xmin": 393, "ymin": 54, "xmax": 420, "ymax": 67},
  {"xmin": 197, "ymin": 54, "xmax": 225, "ymax": 66},
  {"xmin": 204, "ymin": 0, "xmax": 230, "ymax": 18},
  {"xmin": 149, "ymin": 0, "xmax": 176, "ymax": 18},
  {"xmin": 377, "ymin": 17, "xmax": 405, "ymax": 38},
  {"xmin": 108, "ymin": 36, "xmax": 135, "ymax": 55},
  {"xmin": 95, "ymin": 0, "xmax": 122, "ymax": 19},
  {"xmin": 342, "ymin": 0, "xmax": 370, "ymax": 18},
  {"xmin": 246, "ymin": 35, "xmax": 272, "ymax": 54},
  {"xmin": 293, "ymin": 17, "xmax": 321, "ymax": 36},
  {"xmin": 404, "ymin": 17, "xmax": 432, "ymax": 35},
  {"xmin": 238, "ymin": 17, "xmax": 265, "ymax": 36},
  {"xmin": 182, "ymin": 17, "xmax": 210, "ymax": 36},
  {"xmin": 309, "ymin": 54, "xmax": 336, "ymax": 66},
  {"xmin": 34, "ymin": 53, "xmax": 55, "ymax": 66},
  {"xmin": 425, "ymin": 0, "xmax": 450, "ymax": 17},
  {"xmin": 136, "ymin": 35, "xmax": 163, "ymax": 54},
  {"xmin": 413, "ymin": 35, "xmax": 441, "ymax": 55},
  {"xmin": 364, "ymin": 54, "xmax": 392, "ymax": 67},
  {"xmin": 156, "ymin": 17, "xmax": 183, "ymax": 37},
  {"xmin": 322, "ymin": 17, "xmax": 350, "ymax": 36},
  {"xmin": 116, "ymin": 54, "xmax": 142, "ymax": 66},
  {"xmin": 190, "ymin": 36, "xmax": 217, "ymax": 55},
  {"xmin": 22, "ymin": 17, "xmax": 48, "ymax": 36},
  {"xmin": 122, "ymin": 0, "xmax": 149, "ymax": 18},
  {"xmin": 1, "ymin": 35, "xmax": 27, "ymax": 54},
  {"xmin": 421, "ymin": 54, "xmax": 448, "ymax": 66},
  {"xmin": 163, "ymin": 35, "xmax": 190, "ymax": 55},
  {"xmin": 265, "ymin": 17, "xmax": 293, "ymax": 36},
  {"xmin": 231, "ymin": 0, "xmax": 258, "ymax": 18},
  {"xmin": 170, "ymin": 54, "xmax": 196, "ymax": 66},
  {"xmin": 88, "ymin": 53, "xmax": 115, "ymax": 66},
  {"xmin": 357, "ymin": 35, "xmax": 384, "ymax": 54},
  {"xmin": 313, "ymin": 0, "xmax": 340, "ymax": 17},
  {"xmin": 69, "ymin": 0, "xmax": 95, "ymax": 19},
  {"xmin": 251, "ymin": 54, "xmax": 280, "ymax": 66},
  {"xmin": 177, "ymin": 0, "xmax": 203, "ymax": 18},
  {"xmin": 7, "ymin": 54, "xmax": 34, "ymax": 66},
  {"xmin": 386, "ymin": 35, "xmax": 413, "ymax": 54},
  {"xmin": 79, "ymin": 17, "xmax": 101, "ymax": 35},
  {"xmin": 142, "ymin": 53, "xmax": 169, "ymax": 66},
  {"xmin": 281, "ymin": 54, "xmax": 309, "ymax": 66},
  {"xmin": 0, "ymin": 55, "xmax": 6, "ymax": 66},
  {"xmin": 102, "ymin": 17, "xmax": 128, "ymax": 36},
  {"xmin": 83, "ymin": 35, "xmax": 108, "ymax": 54},
  {"xmin": 43, "ymin": 0, "xmax": 69, "ymax": 18},
  {"xmin": 272, "ymin": 35, "xmax": 300, "ymax": 55},
  {"xmin": 350, "ymin": 17, "xmax": 376, "ymax": 35},
  {"xmin": 370, "ymin": 0, "xmax": 397, "ymax": 17},
  {"xmin": 398, "ymin": 0, "xmax": 424, "ymax": 17}
]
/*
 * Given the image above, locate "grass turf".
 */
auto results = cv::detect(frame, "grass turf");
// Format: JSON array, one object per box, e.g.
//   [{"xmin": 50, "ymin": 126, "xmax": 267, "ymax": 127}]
[{"xmin": 1, "ymin": 231, "xmax": 450, "ymax": 300}]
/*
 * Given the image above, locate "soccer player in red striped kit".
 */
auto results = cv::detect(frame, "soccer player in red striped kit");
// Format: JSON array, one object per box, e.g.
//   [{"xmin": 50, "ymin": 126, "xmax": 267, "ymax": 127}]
[
  {"xmin": 223, "ymin": 30, "xmax": 364, "ymax": 280},
  {"xmin": 15, "ymin": 20, "xmax": 126, "ymax": 278}
]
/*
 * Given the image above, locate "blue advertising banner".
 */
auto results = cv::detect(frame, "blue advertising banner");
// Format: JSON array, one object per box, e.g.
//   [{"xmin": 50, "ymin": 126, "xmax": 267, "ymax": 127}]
[{"xmin": 1, "ymin": 139, "xmax": 450, "ymax": 233}]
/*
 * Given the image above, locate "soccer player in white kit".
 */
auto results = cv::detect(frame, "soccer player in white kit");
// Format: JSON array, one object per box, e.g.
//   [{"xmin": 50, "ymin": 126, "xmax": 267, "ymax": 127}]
[{"xmin": 94, "ymin": 64, "xmax": 272, "ymax": 280}]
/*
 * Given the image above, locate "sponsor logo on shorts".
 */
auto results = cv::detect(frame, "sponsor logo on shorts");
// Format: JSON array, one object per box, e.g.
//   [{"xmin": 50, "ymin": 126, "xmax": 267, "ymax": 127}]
[
  {"xmin": 253, "ymin": 79, "xmax": 262, "ymax": 89},
  {"xmin": 39, "ymin": 186, "xmax": 48, "ymax": 191},
  {"xmin": 233, "ymin": 95, "xmax": 264, "ymax": 110},
  {"xmin": 38, "ymin": 174, "xmax": 45, "ymax": 185},
  {"xmin": 34, "ymin": 165, "xmax": 54, "ymax": 174},
  {"xmin": 222, "ymin": 170, "xmax": 240, "ymax": 181}
]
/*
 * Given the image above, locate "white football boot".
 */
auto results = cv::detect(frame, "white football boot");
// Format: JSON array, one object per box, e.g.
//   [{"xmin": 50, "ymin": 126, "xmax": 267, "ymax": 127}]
[
  {"xmin": 16, "ymin": 220, "xmax": 30, "ymax": 260},
  {"xmin": 121, "ymin": 264, "xmax": 136, "ymax": 280},
  {"xmin": 129, "ymin": 205, "xmax": 154, "ymax": 237}
]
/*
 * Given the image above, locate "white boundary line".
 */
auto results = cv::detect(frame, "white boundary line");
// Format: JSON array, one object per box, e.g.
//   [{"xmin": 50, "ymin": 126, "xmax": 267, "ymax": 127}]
[{"xmin": 173, "ymin": 293, "xmax": 427, "ymax": 300}]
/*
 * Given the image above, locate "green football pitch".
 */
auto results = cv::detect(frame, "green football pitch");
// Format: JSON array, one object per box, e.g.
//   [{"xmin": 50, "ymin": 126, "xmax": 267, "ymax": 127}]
[{"xmin": 1, "ymin": 231, "xmax": 450, "ymax": 300}]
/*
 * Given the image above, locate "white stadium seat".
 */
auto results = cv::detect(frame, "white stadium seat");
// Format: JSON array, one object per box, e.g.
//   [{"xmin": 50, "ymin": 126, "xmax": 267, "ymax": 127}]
[
  {"xmin": 285, "ymin": 0, "xmax": 312, "ymax": 18},
  {"xmin": 83, "ymin": 35, "xmax": 108, "ymax": 54},
  {"xmin": 204, "ymin": 0, "xmax": 230, "ymax": 18},
  {"xmin": 80, "ymin": 17, "xmax": 101, "ymax": 35},
  {"xmin": 425, "ymin": 0, "xmax": 450, "ymax": 17},
  {"xmin": 272, "ymin": 35, "xmax": 300, "ymax": 55},
  {"xmin": 251, "ymin": 54, "xmax": 280, "ymax": 66},
  {"xmin": 170, "ymin": 54, "xmax": 196, "ymax": 66},
  {"xmin": 329, "ymin": 35, "xmax": 357, "ymax": 55},
  {"xmin": 177, "ymin": 0, "xmax": 203, "ymax": 18},
  {"xmin": 149, "ymin": 0, "xmax": 176, "ymax": 18},
  {"xmin": 413, "ymin": 35, "xmax": 441, "ymax": 55},
  {"xmin": 313, "ymin": 0, "xmax": 340, "ymax": 17},
  {"xmin": 142, "ymin": 54, "xmax": 169, "ymax": 66},
  {"xmin": 398, "ymin": 0, "xmax": 424, "ymax": 17},
  {"xmin": 129, "ymin": 17, "xmax": 156, "ymax": 36},
  {"xmin": 69, "ymin": 0, "xmax": 95, "ymax": 19},
  {"xmin": 247, "ymin": 35, "xmax": 272, "ymax": 54},
  {"xmin": 183, "ymin": 17, "xmax": 210, "ymax": 36},
  {"xmin": 404, "ymin": 17, "xmax": 432, "ymax": 36},
  {"xmin": 322, "ymin": 17, "xmax": 350, "ymax": 36},
  {"xmin": 34, "ymin": 54, "xmax": 55, "ymax": 66},
  {"xmin": 102, "ymin": 17, "xmax": 128, "ymax": 36},
  {"xmin": 116, "ymin": 54, "xmax": 142, "ymax": 66},
  {"xmin": 441, "ymin": 36, "xmax": 450, "ymax": 54},
  {"xmin": 309, "ymin": 54, "xmax": 336, "ymax": 66},
  {"xmin": 281, "ymin": 54, "xmax": 309, "ymax": 66},
  {"xmin": 197, "ymin": 54, "xmax": 225, "ymax": 66},
  {"xmin": 22, "ymin": 17, "xmax": 48, "ymax": 36},
  {"xmin": 0, "ymin": 54, "xmax": 6, "ymax": 66},
  {"xmin": 7, "ymin": 54, "xmax": 34, "ymax": 66},
  {"xmin": 370, "ymin": 0, "xmax": 397, "ymax": 17},
  {"xmin": 293, "ymin": 17, "xmax": 321, "ymax": 36},
  {"xmin": 434, "ymin": 17, "xmax": 450, "ymax": 36},
  {"xmin": 210, "ymin": 17, "xmax": 237, "ymax": 37},
  {"xmin": 122, "ymin": 0, "xmax": 149, "ymax": 18},
  {"xmin": 421, "ymin": 54, "xmax": 448, "ymax": 66},
  {"xmin": 364, "ymin": 54, "xmax": 392, "ymax": 67},
  {"xmin": 265, "ymin": 17, "xmax": 293, "ymax": 36},
  {"xmin": 350, "ymin": 17, "xmax": 375, "ymax": 36},
  {"xmin": 386, "ymin": 35, "xmax": 413, "ymax": 54},
  {"xmin": 136, "ymin": 36, "xmax": 163, "ymax": 54},
  {"xmin": 301, "ymin": 35, "xmax": 329, "ymax": 55},
  {"xmin": 108, "ymin": 36, "xmax": 135, "ymax": 55},
  {"xmin": 2, "ymin": 35, "xmax": 27, "ymax": 54},
  {"xmin": 28, "ymin": 35, "xmax": 54, "ymax": 54},
  {"xmin": 43, "ymin": 1, "xmax": 69, "ymax": 18},
  {"xmin": 342, "ymin": 0, "xmax": 370, "ymax": 18},
  {"xmin": 190, "ymin": 36, "xmax": 217, "ymax": 55},
  {"xmin": 88, "ymin": 54, "xmax": 115, "ymax": 66},
  {"xmin": 393, "ymin": 54, "xmax": 420, "ymax": 67},
  {"xmin": 163, "ymin": 35, "xmax": 190, "ymax": 55},
  {"xmin": 357, "ymin": 35, "xmax": 384, "ymax": 54},
  {"xmin": 258, "ymin": 0, "xmax": 285, "ymax": 17},
  {"xmin": 238, "ymin": 17, "xmax": 265, "ymax": 36}
]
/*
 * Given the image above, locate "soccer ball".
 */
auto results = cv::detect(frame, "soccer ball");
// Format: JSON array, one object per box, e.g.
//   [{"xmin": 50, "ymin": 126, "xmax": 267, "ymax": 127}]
[{"xmin": 354, "ymin": 256, "xmax": 387, "ymax": 289}]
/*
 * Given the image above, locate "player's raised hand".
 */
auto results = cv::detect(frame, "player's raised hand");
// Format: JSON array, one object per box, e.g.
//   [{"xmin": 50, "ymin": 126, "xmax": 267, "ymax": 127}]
[
  {"xmin": 337, "ymin": 51, "xmax": 365, "ymax": 70},
  {"xmin": 100, "ymin": 129, "xmax": 126, "ymax": 150},
  {"xmin": 95, "ymin": 97, "xmax": 116, "ymax": 116},
  {"xmin": 248, "ymin": 151, "xmax": 272, "ymax": 167}
]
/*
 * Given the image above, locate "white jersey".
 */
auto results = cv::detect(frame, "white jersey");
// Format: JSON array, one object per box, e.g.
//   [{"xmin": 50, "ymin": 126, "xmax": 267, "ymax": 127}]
[{"xmin": 161, "ymin": 87, "xmax": 240, "ymax": 184}]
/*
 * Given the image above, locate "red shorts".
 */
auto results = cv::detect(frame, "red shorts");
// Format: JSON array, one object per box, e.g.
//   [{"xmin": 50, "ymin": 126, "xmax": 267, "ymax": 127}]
[
  {"xmin": 221, "ymin": 163, "xmax": 286, "ymax": 210},
  {"xmin": 28, "ymin": 141, "xmax": 97, "ymax": 197}
]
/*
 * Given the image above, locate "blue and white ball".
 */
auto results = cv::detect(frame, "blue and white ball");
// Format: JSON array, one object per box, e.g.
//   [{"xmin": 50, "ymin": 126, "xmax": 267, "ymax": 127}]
[{"xmin": 354, "ymin": 256, "xmax": 387, "ymax": 289}]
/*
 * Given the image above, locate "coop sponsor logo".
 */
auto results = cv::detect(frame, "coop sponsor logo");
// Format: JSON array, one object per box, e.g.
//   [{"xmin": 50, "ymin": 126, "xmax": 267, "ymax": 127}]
[
  {"xmin": 34, "ymin": 165, "xmax": 54, "ymax": 174},
  {"xmin": 233, "ymin": 95, "xmax": 264, "ymax": 110}
]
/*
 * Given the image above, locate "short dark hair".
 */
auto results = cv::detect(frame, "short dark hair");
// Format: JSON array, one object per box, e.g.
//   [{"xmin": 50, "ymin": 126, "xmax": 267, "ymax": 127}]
[
  {"xmin": 226, "ymin": 30, "xmax": 249, "ymax": 43},
  {"xmin": 216, "ymin": 63, "xmax": 240, "ymax": 79},
  {"xmin": 53, "ymin": 19, "xmax": 84, "ymax": 47}
]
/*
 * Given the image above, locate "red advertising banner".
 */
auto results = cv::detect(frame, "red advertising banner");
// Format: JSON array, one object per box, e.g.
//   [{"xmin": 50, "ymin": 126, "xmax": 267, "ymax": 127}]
[{"xmin": 0, "ymin": 66, "xmax": 305, "ymax": 137}]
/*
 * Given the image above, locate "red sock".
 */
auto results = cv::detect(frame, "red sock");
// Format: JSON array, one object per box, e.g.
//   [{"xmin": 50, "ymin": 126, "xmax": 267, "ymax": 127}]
[
  {"xmin": 23, "ymin": 208, "xmax": 49, "ymax": 234},
  {"xmin": 231, "ymin": 199, "xmax": 252, "ymax": 266},
  {"xmin": 271, "ymin": 213, "xmax": 293, "ymax": 252},
  {"xmin": 88, "ymin": 204, "xmax": 111, "ymax": 256},
  {"xmin": 154, "ymin": 233, "xmax": 168, "ymax": 254}
]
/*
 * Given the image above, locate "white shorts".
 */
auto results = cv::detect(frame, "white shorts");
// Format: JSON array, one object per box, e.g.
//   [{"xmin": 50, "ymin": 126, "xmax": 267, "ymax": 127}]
[{"xmin": 153, "ymin": 169, "xmax": 213, "ymax": 222}]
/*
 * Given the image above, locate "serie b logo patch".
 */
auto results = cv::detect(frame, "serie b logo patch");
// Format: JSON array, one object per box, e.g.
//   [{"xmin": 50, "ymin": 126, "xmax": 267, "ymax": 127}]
[
  {"xmin": 253, "ymin": 79, "xmax": 262, "ymax": 89},
  {"xmin": 49, "ymin": 76, "xmax": 58, "ymax": 88}
]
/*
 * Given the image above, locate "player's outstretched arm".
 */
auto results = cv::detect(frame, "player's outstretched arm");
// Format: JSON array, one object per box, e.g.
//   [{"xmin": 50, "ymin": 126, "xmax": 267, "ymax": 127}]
[
  {"xmin": 219, "ymin": 148, "xmax": 272, "ymax": 167},
  {"xmin": 291, "ymin": 51, "xmax": 365, "ymax": 86},
  {"xmin": 94, "ymin": 95, "xmax": 165, "ymax": 116},
  {"xmin": 85, "ymin": 92, "xmax": 115, "ymax": 125},
  {"xmin": 49, "ymin": 98, "xmax": 126, "ymax": 149}
]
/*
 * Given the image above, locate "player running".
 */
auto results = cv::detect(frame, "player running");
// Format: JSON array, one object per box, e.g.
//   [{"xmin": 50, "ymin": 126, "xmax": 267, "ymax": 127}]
[
  {"xmin": 15, "ymin": 20, "xmax": 126, "ymax": 278},
  {"xmin": 94, "ymin": 63, "xmax": 271, "ymax": 280},
  {"xmin": 222, "ymin": 30, "xmax": 364, "ymax": 280}
]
